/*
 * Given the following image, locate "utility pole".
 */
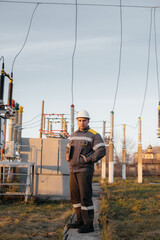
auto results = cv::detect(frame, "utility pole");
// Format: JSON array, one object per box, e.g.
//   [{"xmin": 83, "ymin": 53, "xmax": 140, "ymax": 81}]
[
  {"xmin": 122, "ymin": 124, "xmax": 126, "ymax": 180},
  {"xmin": 101, "ymin": 121, "xmax": 106, "ymax": 179},
  {"xmin": 108, "ymin": 111, "xmax": 114, "ymax": 183},
  {"xmin": 40, "ymin": 100, "xmax": 44, "ymax": 138},
  {"xmin": 138, "ymin": 117, "xmax": 142, "ymax": 183},
  {"xmin": 71, "ymin": 104, "xmax": 74, "ymax": 134}
]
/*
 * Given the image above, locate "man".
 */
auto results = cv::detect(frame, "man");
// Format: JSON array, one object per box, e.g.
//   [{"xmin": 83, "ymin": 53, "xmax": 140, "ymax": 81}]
[{"xmin": 65, "ymin": 110, "xmax": 106, "ymax": 233}]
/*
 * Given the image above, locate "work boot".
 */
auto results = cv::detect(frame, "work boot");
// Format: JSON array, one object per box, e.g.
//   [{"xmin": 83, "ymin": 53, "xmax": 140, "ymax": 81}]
[
  {"xmin": 78, "ymin": 224, "xmax": 94, "ymax": 233},
  {"xmin": 67, "ymin": 221, "xmax": 84, "ymax": 229}
]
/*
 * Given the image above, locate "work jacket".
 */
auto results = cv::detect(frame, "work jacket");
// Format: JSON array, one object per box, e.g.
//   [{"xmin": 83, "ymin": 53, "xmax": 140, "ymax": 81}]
[{"xmin": 65, "ymin": 126, "xmax": 106, "ymax": 173}]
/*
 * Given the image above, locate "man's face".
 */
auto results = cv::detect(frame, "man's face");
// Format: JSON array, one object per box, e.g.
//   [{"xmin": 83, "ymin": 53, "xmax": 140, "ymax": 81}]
[{"xmin": 77, "ymin": 118, "xmax": 89, "ymax": 131}]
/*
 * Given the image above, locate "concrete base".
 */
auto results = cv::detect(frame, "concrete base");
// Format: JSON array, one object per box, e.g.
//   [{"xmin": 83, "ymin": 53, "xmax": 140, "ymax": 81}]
[
  {"xmin": 101, "ymin": 157, "xmax": 106, "ymax": 179},
  {"xmin": 108, "ymin": 162, "xmax": 114, "ymax": 183},
  {"xmin": 122, "ymin": 163, "xmax": 126, "ymax": 180}
]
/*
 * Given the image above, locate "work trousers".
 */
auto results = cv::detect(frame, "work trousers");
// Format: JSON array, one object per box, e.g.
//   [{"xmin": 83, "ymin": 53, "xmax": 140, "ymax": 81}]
[{"xmin": 70, "ymin": 171, "xmax": 94, "ymax": 225}]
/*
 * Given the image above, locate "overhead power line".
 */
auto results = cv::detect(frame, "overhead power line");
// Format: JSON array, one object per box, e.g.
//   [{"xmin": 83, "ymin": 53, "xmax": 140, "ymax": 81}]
[
  {"xmin": 112, "ymin": 0, "xmax": 123, "ymax": 111},
  {"xmin": 139, "ymin": 8, "xmax": 153, "ymax": 117},
  {"xmin": 153, "ymin": 8, "xmax": 160, "ymax": 101},
  {"xmin": 22, "ymin": 114, "xmax": 41, "ymax": 124},
  {"xmin": 22, "ymin": 119, "xmax": 41, "ymax": 126},
  {"xmin": 11, "ymin": 3, "xmax": 39, "ymax": 74},
  {"xmin": 0, "ymin": 1, "xmax": 160, "ymax": 9},
  {"xmin": 22, "ymin": 124, "xmax": 40, "ymax": 129},
  {"xmin": 71, "ymin": 0, "xmax": 78, "ymax": 105}
]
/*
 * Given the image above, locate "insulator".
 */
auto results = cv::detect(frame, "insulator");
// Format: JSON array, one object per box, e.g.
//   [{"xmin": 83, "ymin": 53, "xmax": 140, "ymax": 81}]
[
  {"xmin": 0, "ymin": 74, "xmax": 5, "ymax": 103},
  {"xmin": 8, "ymin": 79, "xmax": 13, "ymax": 107}
]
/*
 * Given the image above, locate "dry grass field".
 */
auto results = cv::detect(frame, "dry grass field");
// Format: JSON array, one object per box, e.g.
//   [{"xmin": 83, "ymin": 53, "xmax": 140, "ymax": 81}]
[
  {"xmin": 0, "ymin": 198, "xmax": 73, "ymax": 240},
  {"xmin": 99, "ymin": 177, "xmax": 160, "ymax": 240}
]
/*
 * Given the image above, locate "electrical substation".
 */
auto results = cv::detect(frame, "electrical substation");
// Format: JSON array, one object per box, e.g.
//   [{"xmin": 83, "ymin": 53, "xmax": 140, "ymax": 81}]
[{"xmin": 1, "ymin": 1, "xmax": 160, "ymax": 202}]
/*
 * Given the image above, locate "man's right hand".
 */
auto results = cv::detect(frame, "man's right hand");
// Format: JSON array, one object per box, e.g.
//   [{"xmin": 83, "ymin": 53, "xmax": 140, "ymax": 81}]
[{"xmin": 66, "ymin": 154, "xmax": 70, "ymax": 162}]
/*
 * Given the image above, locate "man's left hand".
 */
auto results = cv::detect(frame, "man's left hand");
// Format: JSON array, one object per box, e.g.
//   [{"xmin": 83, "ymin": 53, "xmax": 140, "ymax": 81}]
[{"xmin": 81, "ymin": 154, "xmax": 87, "ymax": 163}]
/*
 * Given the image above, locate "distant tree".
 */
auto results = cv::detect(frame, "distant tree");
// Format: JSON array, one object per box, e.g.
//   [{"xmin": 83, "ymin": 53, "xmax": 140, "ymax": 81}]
[{"xmin": 114, "ymin": 137, "xmax": 136, "ymax": 164}]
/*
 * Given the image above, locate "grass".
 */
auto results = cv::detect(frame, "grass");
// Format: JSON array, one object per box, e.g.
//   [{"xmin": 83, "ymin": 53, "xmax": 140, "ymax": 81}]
[
  {"xmin": 99, "ymin": 177, "xmax": 160, "ymax": 240},
  {"xmin": 0, "ymin": 198, "xmax": 73, "ymax": 240}
]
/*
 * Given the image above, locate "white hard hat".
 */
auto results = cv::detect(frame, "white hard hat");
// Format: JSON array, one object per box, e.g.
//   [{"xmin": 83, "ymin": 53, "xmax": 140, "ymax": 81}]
[{"xmin": 76, "ymin": 110, "xmax": 90, "ymax": 119}]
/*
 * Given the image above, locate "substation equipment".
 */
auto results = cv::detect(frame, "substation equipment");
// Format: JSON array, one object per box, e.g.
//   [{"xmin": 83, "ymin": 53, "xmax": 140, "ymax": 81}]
[{"xmin": 20, "ymin": 100, "xmax": 70, "ymax": 200}]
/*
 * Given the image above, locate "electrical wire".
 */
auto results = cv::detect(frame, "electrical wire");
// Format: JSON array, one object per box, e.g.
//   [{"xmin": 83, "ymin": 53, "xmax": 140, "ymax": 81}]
[
  {"xmin": 112, "ymin": 0, "xmax": 123, "ymax": 111},
  {"xmin": 11, "ymin": 3, "xmax": 39, "ymax": 74},
  {"xmin": 22, "ymin": 124, "xmax": 40, "ymax": 129},
  {"xmin": 22, "ymin": 114, "xmax": 41, "ymax": 124},
  {"xmin": 22, "ymin": 119, "xmax": 41, "ymax": 126},
  {"xmin": 153, "ymin": 8, "xmax": 160, "ymax": 101},
  {"xmin": 71, "ymin": 0, "xmax": 78, "ymax": 105},
  {"xmin": 139, "ymin": 8, "xmax": 153, "ymax": 117},
  {"xmin": 0, "ymin": 1, "xmax": 160, "ymax": 9},
  {"xmin": 0, "ymin": 56, "xmax": 4, "ymax": 63},
  {"xmin": 126, "ymin": 122, "xmax": 138, "ymax": 129}
]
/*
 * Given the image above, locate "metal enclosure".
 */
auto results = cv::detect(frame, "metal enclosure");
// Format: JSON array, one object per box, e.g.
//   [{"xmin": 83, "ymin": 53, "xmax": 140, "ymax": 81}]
[{"xmin": 21, "ymin": 138, "xmax": 70, "ymax": 199}]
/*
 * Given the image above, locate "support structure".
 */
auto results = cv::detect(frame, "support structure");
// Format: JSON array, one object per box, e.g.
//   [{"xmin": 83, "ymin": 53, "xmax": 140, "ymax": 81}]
[
  {"xmin": 101, "ymin": 121, "xmax": 106, "ymax": 179},
  {"xmin": 47, "ymin": 119, "xmax": 49, "ymax": 132},
  {"xmin": 138, "ymin": 117, "xmax": 142, "ymax": 183},
  {"xmin": 108, "ymin": 111, "xmax": 114, "ymax": 183},
  {"xmin": 8, "ymin": 117, "xmax": 14, "ymax": 141},
  {"xmin": 13, "ymin": 105, "xmax": 19, "ymax": 143},
  {"xmin": 71, "ymin": 104, "xmax": 74, "ymax": 134},
  {"xmin": 17, "ymin": 106, "xmax": 23, "ymax": 146},
  {"xmin": 122, "ymin": 124, "xmax": 126, "ymax": 180},
  {"xmin": 40, "ymin": 100, "xmax": 44, "ymax": 138},
  {"xmin": 61, "ymin": 115, "xmax": 64, "ymax": 132}
]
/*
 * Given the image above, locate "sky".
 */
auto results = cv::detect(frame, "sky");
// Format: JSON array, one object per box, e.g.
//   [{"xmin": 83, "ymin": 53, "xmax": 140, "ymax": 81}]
[{"xmin": 1, "ymin": 0, "xmax": 160, "ymax": 154}]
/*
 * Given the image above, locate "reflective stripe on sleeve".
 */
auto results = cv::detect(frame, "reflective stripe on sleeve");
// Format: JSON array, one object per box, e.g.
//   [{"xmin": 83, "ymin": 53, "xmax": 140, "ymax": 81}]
[
  {"xmin": 73, "ymin": 203, "xmax": 81, "ymax": 208},
  {"xmin": 81, "ymin": 205, "xmax": 94, "ymax": 210},
  {"xmin": 93, "ymin": 143, "xmax": 106, "ymax": 151},
  {"xmin": 70, "ymin": 136, "xmax": 93, "ymax": 142}
]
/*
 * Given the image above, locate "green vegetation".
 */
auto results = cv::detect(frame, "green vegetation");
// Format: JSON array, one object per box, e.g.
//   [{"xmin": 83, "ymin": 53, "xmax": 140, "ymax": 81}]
[
  {"xmin": 99, "ymin": 177, "xmax": 160, "ymax": 240},
  {"xmin": 0, "ymin": 198, "xmax": 73, "ymax": 240}
]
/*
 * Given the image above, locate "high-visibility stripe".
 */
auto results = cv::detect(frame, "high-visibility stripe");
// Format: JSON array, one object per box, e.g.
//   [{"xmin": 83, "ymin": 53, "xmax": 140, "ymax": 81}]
[
  {"xmin": 88, "ymin": 129, "xmax": 97, "ymax": 135},
  {"xmin": 70, "ymin": 136, "xmax": 93, "ymax": 142},
  {"xmin": 73, "ymin": 203, "xmax": 81, "ymax": 208},
  {"xmin": 93, "ymin": 143, "xmax": 106, "ymax": 151},
  {"xmin": 81, "ymin": 205, "xmax": 94, "ymax": 210}
]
